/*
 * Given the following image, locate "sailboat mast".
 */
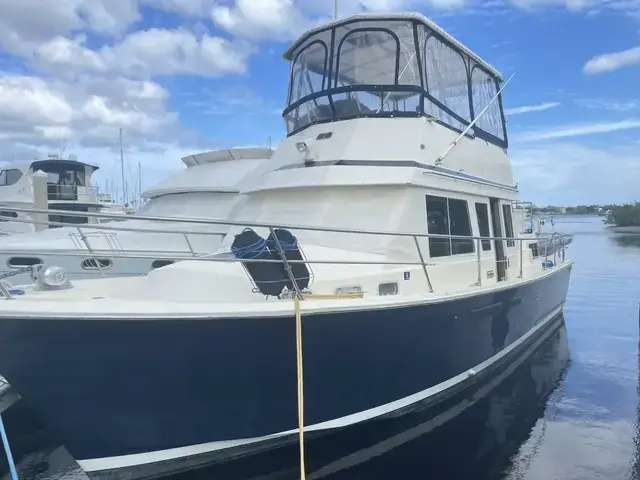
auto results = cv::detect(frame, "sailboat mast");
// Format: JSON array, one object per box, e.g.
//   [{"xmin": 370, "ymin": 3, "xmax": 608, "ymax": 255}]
[
  {"xmin": 138, "ymin": 162, "xmax": 142, "ymax": 205},
  {"xmin": 119, "ymin": 128, "xmax": 127, "ymax": 205}
]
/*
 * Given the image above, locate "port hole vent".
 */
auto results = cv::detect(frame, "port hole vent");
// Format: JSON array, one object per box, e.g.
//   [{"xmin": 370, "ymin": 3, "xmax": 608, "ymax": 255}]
[
  {"xmin": 82, "ymin": 258, "xmax": 112, "ymax": 269},
  {"xmin": 378, "ymin": 282, "xmax": 398, "ymax": 296},
  {"xmin": 152, "ymin": 260, "xmax": 174, "ymax": 269},
  {"xmin": 8, "ymin": 257, "xmax": 42, "ymax": 267},
  {"xmin": 335, "ymin": 286, "xmax": 363, "ymax": 295}
]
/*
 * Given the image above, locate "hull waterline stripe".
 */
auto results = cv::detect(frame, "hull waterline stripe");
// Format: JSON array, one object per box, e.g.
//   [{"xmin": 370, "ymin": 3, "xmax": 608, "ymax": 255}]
[{"xmin": 77, "ymin": 303, "xmax": 564, "ymax": 473}]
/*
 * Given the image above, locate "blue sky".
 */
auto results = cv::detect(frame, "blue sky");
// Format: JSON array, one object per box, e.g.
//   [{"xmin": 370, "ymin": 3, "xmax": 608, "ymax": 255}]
[{"xmin": 0, "ymin": 0, "xmax": 639, "ymax": 206}]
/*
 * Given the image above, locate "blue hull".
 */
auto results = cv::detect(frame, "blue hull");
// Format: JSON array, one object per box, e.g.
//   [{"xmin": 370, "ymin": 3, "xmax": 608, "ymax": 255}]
[{"xmin": 0, "ymin": 263, "xmax": 572, "ymax": 477}]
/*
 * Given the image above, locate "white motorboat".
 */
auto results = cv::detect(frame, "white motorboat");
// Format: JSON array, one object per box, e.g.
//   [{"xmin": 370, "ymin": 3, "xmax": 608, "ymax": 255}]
[
  {"xmin": 0, "ymin": 12, "xmax": 572, "ymax": 480},
  {"xmin": 0, "ymin": 147, "xmax": 274, "ymax": 284},
  {"xmin": 0, "ymin": 153, "xmax": 106, "ymax": 235}
]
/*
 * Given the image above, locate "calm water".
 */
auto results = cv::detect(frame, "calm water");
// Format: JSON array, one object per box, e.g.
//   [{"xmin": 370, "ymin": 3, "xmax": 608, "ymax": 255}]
[{"xmin": 2, "ymin": 215, "xmax": 640, "ymax": 480}]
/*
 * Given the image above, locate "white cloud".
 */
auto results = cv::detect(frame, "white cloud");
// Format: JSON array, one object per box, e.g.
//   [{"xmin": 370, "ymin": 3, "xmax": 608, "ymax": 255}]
[
  {"xmin": 514, "ymin": 119, "xmax": 640, "ymax": 141},
  {"xmin": 510, "ymin": 142, "xmax": 640, "ymax": 204},
  {"xmin": 32, "ymin": 28, "xmax": 252, "ymax": 78},
  {"xmin": 212, "ymin": 0, "xmax": 315, "ymax": 40},
  {"xmin": 583, "ymin": 45, "xmax": 640, "ymax": 74},
  {"xmin": 505, "ymin": 0, "xmax": 593, "ymax": 11},
  {"xmin": 504, "ymin": 102, "xmax": 560, "ymax": 116},
  {"xmin": 0, "ymin": 74, "xmax": 180, "ymax": 152},
  {"xmin": 142, "ymin": 0, "xmax": 213, "ymax": 16},
  {"xmin": 0, "ymin": 77, "xmax": 74, "ymax": 126},
  {"xmin": 576, "ymin": 98, "xmax": 640, "ymax": 111},
  {"xmin": 105, "ymin": 28, "xmax": 251, "ymax": 77},
  {"xmin": 34, "ymin": 35, "xmax": 108, "ymax": 73},
  {"xmin": 211, "ymin": 0, "xmax": 466, "ymax": 40},
  {"xmin": 0, "ymin": 0, "xmax": 141, "ymax": 55}
]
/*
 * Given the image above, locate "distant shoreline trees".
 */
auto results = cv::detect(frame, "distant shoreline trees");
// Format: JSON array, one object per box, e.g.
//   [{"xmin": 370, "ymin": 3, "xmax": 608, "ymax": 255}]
[
  {"xmin": 532, "ymin": 205, "xmax": 612, "ymax": 215},
  {"xmin": 528, "ymin": 203, "xmax": 640, "ymax": 227},
  {"xmin": 603, "ymin": 202, "xmax": 640, "ymax": 227}
]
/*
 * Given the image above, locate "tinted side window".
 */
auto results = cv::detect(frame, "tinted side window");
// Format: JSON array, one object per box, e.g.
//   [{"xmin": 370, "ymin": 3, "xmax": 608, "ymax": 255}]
[
  {"xmin": 426, "ymin": 195, "xmax": 474, "ymax": 257},
  {"xmin": 448, "ymin": 199, "xmax": 474, "ymax": 254},
  {"xmin": 426, "ymin": 195, "xmax": 450, "ymax": 257},
  {"xmin": 152, "ymin": 260, "xmax": 174, "ymax": 269},
  {"xmin": 0, "ymin": 169, "xmax": 22, "ymax": 186},
  {"xmin": 475, "ymin": 203, "xmax": 492, "ymax": 251},
  {"xmin": 502, "ymin": 204, "xmax": 515, "ymax": 247}
]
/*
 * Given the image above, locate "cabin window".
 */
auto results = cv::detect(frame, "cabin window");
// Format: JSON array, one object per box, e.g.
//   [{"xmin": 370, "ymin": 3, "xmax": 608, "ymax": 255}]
[
  {"xmin": 7, "ymin": 257, "xmax": 42, "ymax": 267},
  {"xmin": 152, "ymin": 260, "xmax": 174, "ymax": 269},
  {"xmin": 0, "ymin": 169, "xmax": 22, "ymax": 186},
  {"xmin": 423, "ymin": 35, "xmax": 471, "ymax": 131},
  {"xmin": 332, "ymin": 28, "xmax": 401, "ymax": 116},
  {"xmin": 502, "ymin": 204, "xmax": 515, "ymax": 247},
  {"xmin": 286, "ymin": 40, "xmax": 331, "ymax": 134},
  {"xmin": 449, "ymin": 199, "xmax": 474, "ymax": 254},
  {"xmin": 81, "ymin": 258, "xmax": 112, "ymax": 270},
  {"xmin": 426, "ymin": 195, "xmax": 450, "ymax": 257},
  {"xmin": 0, "ymin": 211, "xmax": 18, "ymax": 221},
  {"xmin": 426, "ymin": 195, "xmax": 474, "ymax": 258},
  {"xmin": 49, "ymin": 214, "xmax": 88, "ymax": 228},
  {"xmin": 475, "ymin": 203, "xmax": 492, "ymax": 251},
  {"xmin": 335, "ymin": 285, "xmax": 363, "ymax": 295},
  {"xmin": 335, "ymin": 29, "xmax": 398, "ymax": 88},
  {"xmin": 289, "ymin": 41, "xmax": 328, "ymax": 103},
  {"xmin": 529, "ymin": 243, "xmax": 540, "ymax": 258},
  {"xmin": 471, "ymin": 67, "xmax": 505, "ymax": 141}
]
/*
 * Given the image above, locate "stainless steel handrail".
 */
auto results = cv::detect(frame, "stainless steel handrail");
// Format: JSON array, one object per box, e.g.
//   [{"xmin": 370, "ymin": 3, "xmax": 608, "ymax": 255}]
[
  {"xmin": 0, "ymin": 206, "xmax": 569, "ymax": 243},
  {"xmin": 0, "ymin": 207, "xmax": 572, "ymax": 300}
]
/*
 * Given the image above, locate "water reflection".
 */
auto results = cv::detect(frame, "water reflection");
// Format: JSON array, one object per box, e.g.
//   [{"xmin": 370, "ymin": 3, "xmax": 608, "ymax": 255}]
[
  {"xmin": 173, "ymin": 321, "xmax": 570, "ymax": 480},
  {"xmin": 611, "ymin": 234, "xmax": 640, "ymax": 249},
  {"xmin": 631, "ymin": 330, "xmax": 640, "ymax": 480}
]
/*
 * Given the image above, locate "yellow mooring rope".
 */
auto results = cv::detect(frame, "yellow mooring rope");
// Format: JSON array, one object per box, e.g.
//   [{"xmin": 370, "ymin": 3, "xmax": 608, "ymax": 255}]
[
  {"xmin": 294, "ymin": 292, "xmax": 362, "ymax": 479},
  {"xmin": 294, "ymin": 296, "xmax": 306, "ymax": 480}
]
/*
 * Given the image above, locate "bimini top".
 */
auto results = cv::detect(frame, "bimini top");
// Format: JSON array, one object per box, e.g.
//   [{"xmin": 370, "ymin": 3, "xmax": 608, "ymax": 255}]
[
  {"xmin": 283, "ymin": 12, "xmax": 502, "ymax": 81},
  {"xmin": 30, "ymin": 158, "xmax": 100, "ymax": 172}
]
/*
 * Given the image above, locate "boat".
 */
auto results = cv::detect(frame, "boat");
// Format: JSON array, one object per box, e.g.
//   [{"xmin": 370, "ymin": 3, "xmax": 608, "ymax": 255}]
[
  {"xmin": 0, "ymin": 153, "xmax": 106, "ymax": 236},
  {"xmin": 0, "ymin": 147, "xmax": 274, "ymax": 284},
  {"xmin": 512, "ymin": 201, "xmax": 574, "ymax": 254},
  {"xmin": 0, "ymin": 12, "xmax": 573, "ymax": 480}
]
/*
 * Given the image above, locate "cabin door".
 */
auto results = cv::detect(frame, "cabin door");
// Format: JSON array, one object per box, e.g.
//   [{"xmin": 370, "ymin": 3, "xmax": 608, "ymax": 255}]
[{"xmin": 490, "ymin": 198, "xmax": 507, "ymax": 281}]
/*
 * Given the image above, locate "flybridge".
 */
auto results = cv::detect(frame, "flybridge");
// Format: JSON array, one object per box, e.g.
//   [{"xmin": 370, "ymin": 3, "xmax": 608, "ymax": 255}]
[{"xmin": 281, "ymin": 12, "xmax": 508, "ymax": 147}]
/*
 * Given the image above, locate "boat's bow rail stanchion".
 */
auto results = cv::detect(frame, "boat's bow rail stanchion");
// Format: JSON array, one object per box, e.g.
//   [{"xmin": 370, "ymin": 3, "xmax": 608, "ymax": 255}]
[
  {"xmin": 0, "ymin": 206, "xmax": 572, "ymax": 300},
  {"xmin": 69, "ymin": 229, "xmax": 123, "ymax": 253}
]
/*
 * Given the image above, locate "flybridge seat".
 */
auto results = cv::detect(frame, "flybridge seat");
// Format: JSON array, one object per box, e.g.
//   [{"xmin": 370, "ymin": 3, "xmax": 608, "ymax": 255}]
[{"xmin": 231, "ymin": 228, "xmax": 311, "ymax": 298}]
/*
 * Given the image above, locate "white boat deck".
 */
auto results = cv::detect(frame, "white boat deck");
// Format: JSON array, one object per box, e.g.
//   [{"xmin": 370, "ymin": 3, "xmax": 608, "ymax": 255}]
[{"xmin": 0, "ymin": 257, "xmax": 572, "ymax": 318}]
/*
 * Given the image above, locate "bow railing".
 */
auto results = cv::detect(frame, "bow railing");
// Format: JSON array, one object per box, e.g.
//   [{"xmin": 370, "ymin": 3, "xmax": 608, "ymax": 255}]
[{"xmin": 0, "ymin": 206, "xmax": 573, "ymax": 298}]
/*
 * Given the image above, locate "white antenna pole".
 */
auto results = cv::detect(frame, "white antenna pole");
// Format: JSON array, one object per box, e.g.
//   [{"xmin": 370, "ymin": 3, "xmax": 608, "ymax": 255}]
[
  {"xmin": 434, "ymin": 72, "xmax": 515, "ymax": 167},
  {"xmin": 334, "ymin": 0, "xmax": 338, "ymax": 19},
  {"xmin": 119, "ymin": 128, "xmax": 127, "ymax": 205}
]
